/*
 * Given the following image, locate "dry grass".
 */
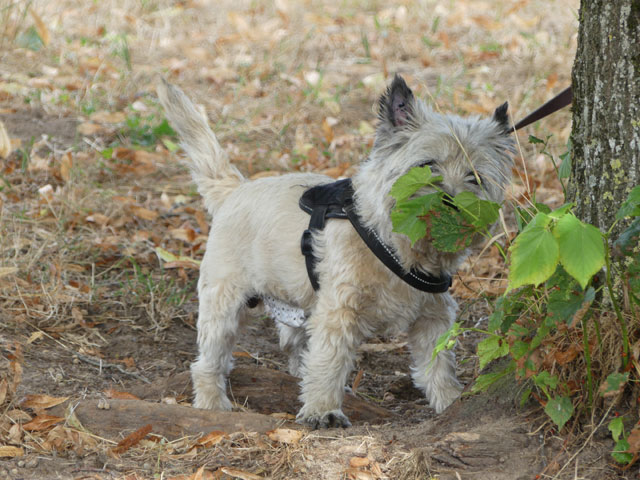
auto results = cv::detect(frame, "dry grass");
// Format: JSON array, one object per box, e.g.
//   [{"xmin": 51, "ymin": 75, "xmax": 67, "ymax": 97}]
[{"xmin": 0, "ymin": 0, "xmax": 598, "ymax": 478}]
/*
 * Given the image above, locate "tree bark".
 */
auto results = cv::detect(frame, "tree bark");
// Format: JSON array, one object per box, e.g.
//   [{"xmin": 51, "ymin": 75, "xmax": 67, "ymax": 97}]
[{"xmin": 568, "ymin": 1, "xmax": 640, "ymax": 238}]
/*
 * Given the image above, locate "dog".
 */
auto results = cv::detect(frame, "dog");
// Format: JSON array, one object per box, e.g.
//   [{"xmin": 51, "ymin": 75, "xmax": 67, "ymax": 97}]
[{"xmin": 157, "ymin": 75, "xmax": 514, "ymax": 429}]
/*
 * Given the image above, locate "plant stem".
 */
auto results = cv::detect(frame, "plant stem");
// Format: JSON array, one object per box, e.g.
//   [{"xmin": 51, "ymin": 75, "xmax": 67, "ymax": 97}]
[
  {"xmin": 604, "ymin": 240, "xmax": 630, "ymax": 368},
  {"xmin": 581, "ymin": 310, "xmax": 594, "ymax": 411}
]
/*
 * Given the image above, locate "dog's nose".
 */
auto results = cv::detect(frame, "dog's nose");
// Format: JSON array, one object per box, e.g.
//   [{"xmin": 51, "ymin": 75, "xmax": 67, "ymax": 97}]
[{"xmin": 442, "ymin": 193, "xmax": 459, "ymax": 212}]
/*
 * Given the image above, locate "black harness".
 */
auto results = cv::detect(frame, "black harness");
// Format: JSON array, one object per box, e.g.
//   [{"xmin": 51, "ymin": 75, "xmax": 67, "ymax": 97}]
[{"xmin": 299, "ymin": 178, "xmax": 452, "ymax": 293}]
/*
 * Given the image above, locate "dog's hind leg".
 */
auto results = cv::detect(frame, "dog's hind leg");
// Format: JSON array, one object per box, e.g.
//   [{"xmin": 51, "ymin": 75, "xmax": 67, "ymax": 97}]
[
  {"xmin": 191, "ymin": 279, "xmax": 245, "ymax": 411},
  {"xmin": 276, "ymin": 323, "xmax": 307, "ymax": 378},
  {"xmin": 408, "ymin": 294, "xmax": 462, "ymax": 414}
]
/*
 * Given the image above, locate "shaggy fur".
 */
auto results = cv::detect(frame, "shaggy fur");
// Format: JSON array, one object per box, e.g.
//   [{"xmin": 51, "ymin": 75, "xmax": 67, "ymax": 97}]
[{"xmin": 157, "ymin": 75, "xmax": 514, "ymax": 429}]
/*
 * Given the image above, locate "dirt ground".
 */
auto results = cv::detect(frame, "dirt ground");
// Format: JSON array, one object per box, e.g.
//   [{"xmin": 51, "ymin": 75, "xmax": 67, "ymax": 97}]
[{"xmin": 0, "ymin": 0, "xmax": 631, "ymax": 479}]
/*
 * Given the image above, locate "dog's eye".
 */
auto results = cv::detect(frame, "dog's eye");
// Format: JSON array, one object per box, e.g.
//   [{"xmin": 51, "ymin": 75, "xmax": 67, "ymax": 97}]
[
  {"xmin": 467, "ymin": 173, "xmax": 482, "ymax": 185},
  {"xmin": 417, "ymin": 159, "xmax": 436, "ymax": 168}
]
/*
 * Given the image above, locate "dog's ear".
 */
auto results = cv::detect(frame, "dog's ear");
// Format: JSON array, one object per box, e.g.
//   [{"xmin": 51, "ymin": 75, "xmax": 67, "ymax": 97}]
[
  {"xmin": 378, "ymin": 74, "xmax": 415, "ymax": 128},
  {"xmin": 493, "ymin": 102, "xmax": 511, "ymax": 134}
]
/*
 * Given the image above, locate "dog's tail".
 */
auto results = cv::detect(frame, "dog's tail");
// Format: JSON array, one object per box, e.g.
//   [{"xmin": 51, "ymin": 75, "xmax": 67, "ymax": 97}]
[{"xmin": 157, "ymin": 78, "xmax": 244, "ymax": 215}]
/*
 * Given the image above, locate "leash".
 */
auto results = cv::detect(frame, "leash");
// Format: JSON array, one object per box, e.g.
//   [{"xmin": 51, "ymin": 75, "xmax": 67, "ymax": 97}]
[{"xmin": 512, "ymin": 86, "xmax": 572, "ymax": 131}]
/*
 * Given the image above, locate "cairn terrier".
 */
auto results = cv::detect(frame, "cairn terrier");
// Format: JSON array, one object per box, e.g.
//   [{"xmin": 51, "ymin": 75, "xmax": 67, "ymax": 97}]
[{"xmin": 157, "ymin": 75, "xmax": 514, "ymax": 428}]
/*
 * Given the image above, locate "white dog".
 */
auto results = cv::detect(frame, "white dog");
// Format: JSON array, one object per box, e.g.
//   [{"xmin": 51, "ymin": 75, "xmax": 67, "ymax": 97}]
[{"xmin": 157, "ymin": 75, "xmax": 514, "ymax": 428}]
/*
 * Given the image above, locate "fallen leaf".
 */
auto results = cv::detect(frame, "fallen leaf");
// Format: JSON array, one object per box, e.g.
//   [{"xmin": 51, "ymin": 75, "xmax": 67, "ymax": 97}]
[
  {"xmin": 22, "ymin": 414, "xmax": 64, "ymax": 431},
  {"xmin": 349, "ymin": 456, "xmax": 370, "ymax": 468},
  {"xmin": 220, "ymin": 467, "xmax": 263, "ymax": 480},
  {"xmin": 130, "ymin": 206, "xmax": 158, "ymax": 221},
  {"xmin": 90, "ymin": 111, "xmax": 126, "ymax": 124},
  {"xmin": 267, "ymin": 428, "xmax": 303, "ymax": 444},
  {"xmin": 0, "ymin": 267, "xmax": 18, "ymax": 278},
  {"xmin": 26, "ymin": 331, "xmax": 44, "ymax": 344},
  {"xmin": 77, "ymin": 122, "xmax": 104, "ymax": 136},
  {"xmin": 346, "ymin": 468, "xmax": 375, "ymax": 480},
  {"xmin": 197, "ymin": 430, "xmax": 227, "ymax": 448},
  {"xmin": 0, "ymin": 446, "xmax": 24, "ymax": 457},
  {"xmin": 22, "ymin": 394, "xmax": 69, "ymax": 411},
  {"xmin": 59, "ymin": 152, "xmax": 72, "ymax": 182},
  {"xmin": 29, "ymin": 8, "xmax": 50, "ymax": 45},
  {"xmin": 104, "ymin": 388, "xmax": 140, "ymax": 400},
  {"xmin": 112, "ymin": 424, "xmax": 153, "ymax": 454}
]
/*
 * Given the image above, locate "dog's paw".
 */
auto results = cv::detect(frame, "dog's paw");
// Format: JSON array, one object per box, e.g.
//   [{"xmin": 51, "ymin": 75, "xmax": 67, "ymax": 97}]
[
  {"xmin": 193, "ymin": 393, "xmax": 233, "ymax": 411},
  {"xmin": 296, "ymin": 409, "xmax": 352, "ymax": 429},
  {"xmin": 430, "ymin": 381, "xmax": 463, "ymax": 414}
]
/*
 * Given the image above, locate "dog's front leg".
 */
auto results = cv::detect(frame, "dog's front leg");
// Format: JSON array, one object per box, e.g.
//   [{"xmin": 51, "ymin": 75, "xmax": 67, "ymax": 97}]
[
  {"xmin": 296, "ymin": 305, "xmax": 362, "ymax": 429},
  {"xmin": 408, "ymin": 294, "xmax": 462, "ymax": 413}
]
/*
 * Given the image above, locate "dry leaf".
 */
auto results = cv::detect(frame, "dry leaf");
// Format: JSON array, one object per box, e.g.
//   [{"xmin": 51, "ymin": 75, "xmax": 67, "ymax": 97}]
[
  {"xmin": 59, "ymin": 152, "xmax": 72, "ymax": 182},
  {"xmin": 0, "ymin": 446, "xmax": 24, "ymax": 458},
  {"xmin": 220, "ymin": 467, "xmax": 263, "ymax": 480},
  {"xmin": 8, "ymin": 423, "xmax": 22, "ymax": 444},
  {"xmin": 104, "ymin": 388, "xmax": 140, "ymax": 400},
  {"xmin": 112, "ymin": 424, "xmax": 153, "ymax": 454},
  {"xmin": 267, "ymin": 428, "xmax": 303, "ymax": 444},
  {"xmin": 77, "ymin": 122, "xmax": 104, "ymax": 136},
  {"xmin": 346, "ymin": 468, "xmax": 375, "ymax": 480},
  {"xmin": 0, "ymin": 380, "xmax": 7, "ymax": 405},
  {"xmin": 22, "ymin": 414, "xmax": 64, "ymax": 431},
  {"xmin": 627, "ymin": 427, "xmax": 640, "ymax": 453},
  {"xmin": 130, "ymin": 206, "xmax": 158, "ymax": 221},
  {"xmin": 0, "ymin": 267, "xmax": 18, "ymax": 279},
  {"xmin": 27, "ymin": 331, "xmax": 44, "ymax": 344},
  {"xmin": 90, "ymin": 111, "xmax": 126, "ymax": 124},
  {"xmin": 22, "ymin": 394, "xmax": 69, "ymax": 411},
  {"xmin": 351, "ymin": 369, "xmax": 364, "ymax": 393},
  {"xmin": 29, "ymin": 8, "xmax": 50, "ymax": 45},
  {"xmin": 86, "ymin": 213, "xmax": 110, "ymax": 226},
  {"xmin": 197, "ymin": 430, "xmax": 227, "ymax": 447},
  {"xmin": 349, "ymin": 456, "xmax": 370, "ymax": 468}
]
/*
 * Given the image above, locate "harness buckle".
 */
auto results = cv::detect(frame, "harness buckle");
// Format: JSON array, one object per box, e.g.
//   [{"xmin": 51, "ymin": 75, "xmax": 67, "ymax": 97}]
[{"xmin": 300, "ymin": 229, "xmax": 313, "ymax": 256}]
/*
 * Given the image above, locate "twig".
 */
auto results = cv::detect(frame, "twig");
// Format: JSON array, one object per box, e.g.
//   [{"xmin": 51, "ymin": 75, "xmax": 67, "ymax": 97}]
[
  {"xmin": 74, "ymin": 353, "xmax": 151, "ymax": 384},
  {"xmin": 551, "ymin": 403, "xmax": 614, "ymax": 479}
]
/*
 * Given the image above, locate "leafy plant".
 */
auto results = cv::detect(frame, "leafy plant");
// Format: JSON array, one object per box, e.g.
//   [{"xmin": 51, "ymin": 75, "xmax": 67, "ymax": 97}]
[{"xmin": 391, "ymin": 147, "xmax": 640, "ymax": 465}]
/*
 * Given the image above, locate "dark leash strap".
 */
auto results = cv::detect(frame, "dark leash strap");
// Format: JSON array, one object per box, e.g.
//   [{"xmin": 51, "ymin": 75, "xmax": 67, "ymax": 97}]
[
  {"xmin": 299, "ymin": 179, "xmax": 452, "ymax": 293},
  {"xmin": 512, "ymin": 86, "xmax": 572, "ymax": 131}
]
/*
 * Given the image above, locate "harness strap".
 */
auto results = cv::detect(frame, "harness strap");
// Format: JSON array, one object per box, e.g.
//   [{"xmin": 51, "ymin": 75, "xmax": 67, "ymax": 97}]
[{"xmin": 299, "ymin": 179, "xmax": 452, "ymax": 293}]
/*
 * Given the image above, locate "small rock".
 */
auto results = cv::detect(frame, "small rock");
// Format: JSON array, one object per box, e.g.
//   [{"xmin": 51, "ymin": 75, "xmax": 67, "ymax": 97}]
[
  {"xmin": 97, "ymin": 398, "xmax": 110, "ymax": 410},
  {"xmin": 11, "ymin": 468, "xmax": 18, "ymax": 475},
  {"xmin": 17, "ymin": 460, "xmax": 25, "ymax": 467},
  {"xmin": 26, "ymin": 458, "xmax": 38, "ymax": 468},
  {"xmin": 143, "ymin": 462, "xmax": 151, "ymax": 470}
]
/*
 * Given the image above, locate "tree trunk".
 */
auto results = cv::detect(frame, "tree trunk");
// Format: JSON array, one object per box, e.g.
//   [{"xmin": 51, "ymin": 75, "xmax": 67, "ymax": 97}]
[{"xmin": 568, "ymin": 1, "xmax": 640, "ymax": 238}]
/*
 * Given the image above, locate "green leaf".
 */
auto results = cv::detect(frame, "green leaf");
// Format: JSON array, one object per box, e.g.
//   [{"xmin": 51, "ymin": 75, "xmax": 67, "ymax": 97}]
[
  {"xmin": 153, "ymin": 118, "xmax": 176, "ymax": 137},
  {"xmin": 453, "ymin": 191, "xmax": 500, "ymax": 228},
  {"xmin": 615, "ymin": 186, "xmax": 640, "ymax": 220},
  {"xmin": 432, "ymin": 322, "xmax": 462, "ymax": 361},
  {"xmin": 547, "ymin": 203, "xmax": 574, "ymax": 219},
  {"xmin": 612, "ymin": 438, "xmax": 633, "ymax": 464},
  {"xmin": 477, "ymin": 335, "xmax": 509, "ymax": 370},
  {"xmin": 470, "ymin": 372, "xmax": 505, "ymax": 394},
  {"xmin": 162, "ymin": 138, "xmax": 180, "ymax": 153},
  {"xmin": 544, "ymin": 395, "xmax": 574, "ymax": 430},
  {"xmin": 609, "ymin": 417, "xmax": 625, "ymax": 442},
  {"xmin": 547, "ymin": 286, "xmax": 593, "ymax": 325},
  {"xmin": 510, "ymin": 340, "xmax": 530, "ymax": 360},
  {"xmin": 391, "ymin": 194, "xmax": 441, "ymax": 245},
  {"xmin": 601, "ymin": 372, "xmax": 630, "ymax": 395},
  {"xmin": 553, "ymin": 214, "xmax": 605, "ymax": 289},
  {"xmin": 508, "ymin": 213, "xmax": 559, "ymax": 290},
  {"xmin": 389, "ymin": 166, "xmax": 440, "ymax": 202},
  {"xmin": 16, "ymin": 27, "xmax": 44, "ymax": 51},
  {"xmin": 429, "ymin": 206, "xmax": 475, "ymax": 252},
  {"xmin": 614, "ymin": 217, "xmax": 640, "ymax": 256},
  {"xmin": 520, "ymin": 388, "xmax": 532, "ymax": 407},
  {"xmin": 528, "ymin": 135, "xmax": 544, "ymax": 144},
  {"xmin": 558, "ymin": 150, "xmax": 571, "ymax": 179},
  {"xmin": 533, "ymin": 371, "xmax": 559, "ymax": 391}
]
